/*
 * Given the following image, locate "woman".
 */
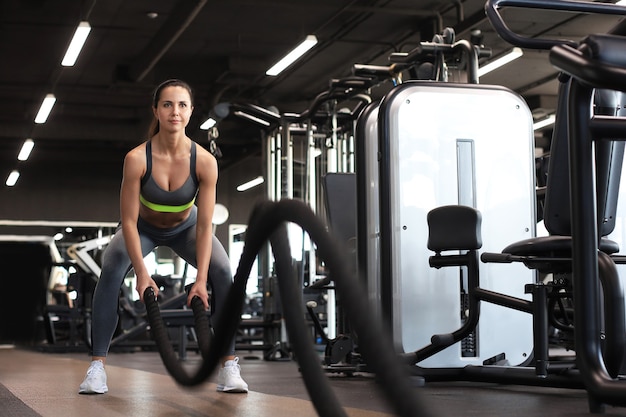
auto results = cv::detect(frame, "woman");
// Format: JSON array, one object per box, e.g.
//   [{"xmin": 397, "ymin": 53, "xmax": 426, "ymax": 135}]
[{"xmin": 79, "ymin": 79, "xmax": 248, "ymax": 394}]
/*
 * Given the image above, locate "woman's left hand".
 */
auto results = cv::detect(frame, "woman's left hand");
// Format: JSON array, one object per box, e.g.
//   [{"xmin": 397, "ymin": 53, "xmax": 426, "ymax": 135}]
[{"xmin": 188, "ymin": 282, "xmax": 210, "ymax": 310}]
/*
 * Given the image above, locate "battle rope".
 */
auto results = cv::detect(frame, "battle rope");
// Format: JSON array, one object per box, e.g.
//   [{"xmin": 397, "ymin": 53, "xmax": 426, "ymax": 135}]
[
  {"xmin": 144, "ymin": 199, "xmax": 433, "ymax": 417},
  {"xmin": 143, "ymin": 287, "xmax": 212, "ymax": 381}
]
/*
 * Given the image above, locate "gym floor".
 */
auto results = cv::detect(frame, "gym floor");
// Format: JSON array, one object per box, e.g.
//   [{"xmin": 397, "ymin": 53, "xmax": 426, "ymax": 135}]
[{"xmin": 3, "ymin": 346, "xmax": 626, "ymax": 417}]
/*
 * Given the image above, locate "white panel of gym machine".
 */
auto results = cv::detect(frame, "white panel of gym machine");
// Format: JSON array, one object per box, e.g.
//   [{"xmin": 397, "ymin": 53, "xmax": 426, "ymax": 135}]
[{"xmin": 386, "ymin": 82, "xmax": 536, "ymax": 368}]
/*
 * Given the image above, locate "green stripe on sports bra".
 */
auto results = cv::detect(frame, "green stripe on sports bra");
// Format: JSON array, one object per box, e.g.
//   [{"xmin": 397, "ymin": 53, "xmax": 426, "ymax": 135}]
[{"xmin": 140, "ymin": 194, "xmax": 196, "ymax": 213}]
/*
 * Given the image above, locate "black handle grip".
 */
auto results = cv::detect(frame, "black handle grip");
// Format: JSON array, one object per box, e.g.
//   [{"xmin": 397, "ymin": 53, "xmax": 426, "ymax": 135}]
[{"xmin": 480, "ymin": 252, "xmax": 514, "ymax": 263}]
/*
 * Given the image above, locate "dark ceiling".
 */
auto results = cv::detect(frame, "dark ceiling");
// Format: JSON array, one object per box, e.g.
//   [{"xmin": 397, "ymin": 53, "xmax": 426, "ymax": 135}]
[{"xmin": 1, "ymin": 0, "xmax": 625, "ymax": 183}]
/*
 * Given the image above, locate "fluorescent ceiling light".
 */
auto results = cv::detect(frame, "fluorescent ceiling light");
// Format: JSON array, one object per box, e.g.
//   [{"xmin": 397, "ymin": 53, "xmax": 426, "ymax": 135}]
[
  {"xmin": 6, "ymin": 170, "xmax": 20, "ymax": 187},
  {"xmin": 477, "ymin": 47, "xmax": 523, "ymax": 77},
  {"xmin": 236, "ymin": 176, "xmax": 264, "ymax": 192},
  {"xmin": 233, "ymin": 111, "xmax": 271, "ymax": 126},
  {"xmin": 18, "ymin": 139, "xmax": 34, "ymax": 161},
  {"xmin": 35, "ymin": 94, "xmax": 56, "ymax": 124},
  {"xmin": 200, "ymin": 117, "xmax": 217, "ymax": 130},
  {"xmin": 266, "ymin": 35, "xmax": 318, "ymax": 76},
  {"xmin": 533, "ymin": 114, "xmax": 556, "ymax": 131},
  {"xmin": 62, "ymin": 21, "xmax": 91, "ymax": 66}
]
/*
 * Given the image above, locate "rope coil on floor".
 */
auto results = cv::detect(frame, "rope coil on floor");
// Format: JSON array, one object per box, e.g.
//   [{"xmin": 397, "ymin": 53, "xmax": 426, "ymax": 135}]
[
  {"xmin": 144, "ymin": 288, "xmax": 212, "ymax": 382},
  {"xmin": 144, "ymin": 199, "xmax": 433, "ymax": 417}
]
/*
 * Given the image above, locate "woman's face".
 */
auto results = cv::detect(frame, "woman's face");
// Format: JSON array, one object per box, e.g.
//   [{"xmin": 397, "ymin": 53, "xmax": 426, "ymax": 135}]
[{"xmin": 153, "ymin": 86, "xmax": 194, "ymax": 134}]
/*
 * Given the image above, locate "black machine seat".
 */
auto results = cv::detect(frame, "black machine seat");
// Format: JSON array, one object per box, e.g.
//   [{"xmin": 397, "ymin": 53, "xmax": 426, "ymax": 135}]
[
  {"xmin": 500, "ymin": 235, "xmax": 620, "ymax": 274},
  {"xmin": 503, "ymin": 236, "xmax": 620, "ymax": 258},
  {"xmin": 502, "ymin": 236, "xmax": 619, "ymax": 257}
]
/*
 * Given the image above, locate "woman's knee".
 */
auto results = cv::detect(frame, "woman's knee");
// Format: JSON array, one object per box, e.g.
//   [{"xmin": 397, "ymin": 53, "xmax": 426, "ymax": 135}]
[
  {"xmin": 99, "ymin": 242, "xmax": 131, "ymax": 284},
  {"xmin": 101, "ymin": 251, "xmax": 129, "ymax": 275},
  {"xmin": 209, "ymin": 239, "xmax": 232, "ymax": 280},
  {"xmin": 209, "ymin": 259, "xmax": 232, "ymax": 284}
]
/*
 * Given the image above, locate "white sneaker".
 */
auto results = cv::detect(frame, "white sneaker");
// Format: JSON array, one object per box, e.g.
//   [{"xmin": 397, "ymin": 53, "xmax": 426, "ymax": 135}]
[
  {"xmin": 216, "ymin": 357, "xmax": 248, "ymax": 393},
  {"xmin": 78, "ymin": 360, "xmax": 108, "ymax": 394}
]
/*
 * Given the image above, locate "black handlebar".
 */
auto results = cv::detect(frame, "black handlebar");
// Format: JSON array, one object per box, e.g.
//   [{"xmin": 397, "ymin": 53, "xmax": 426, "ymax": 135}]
[
  {"xmin": 550, "ymin": 41, "xmax": 626, "ymax": 93},
  {"xmin": 485, "ymin": 0, "xmax": 626, "ymax": 50}
]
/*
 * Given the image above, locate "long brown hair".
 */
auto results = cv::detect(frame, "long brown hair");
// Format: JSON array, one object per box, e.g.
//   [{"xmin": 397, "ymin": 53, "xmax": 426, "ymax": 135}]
[{"xmin": 147, "ymin": 79, "xmax": 194, "ymax": 138}]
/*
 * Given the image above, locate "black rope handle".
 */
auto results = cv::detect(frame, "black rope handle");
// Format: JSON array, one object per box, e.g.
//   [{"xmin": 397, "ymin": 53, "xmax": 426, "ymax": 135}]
[{"xmin": 144, "ymin": 199, "xmax": 433, "ymax": 417}]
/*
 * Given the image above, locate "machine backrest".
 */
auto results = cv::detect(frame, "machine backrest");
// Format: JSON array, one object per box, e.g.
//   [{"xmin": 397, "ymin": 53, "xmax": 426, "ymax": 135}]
[
  {"xmin": 323, "ymin": 173, "xmax": 357, "ymax": 252},
  {"xmin": 543, "ymin": 79, "xmax": 625, "ymax": 237}
]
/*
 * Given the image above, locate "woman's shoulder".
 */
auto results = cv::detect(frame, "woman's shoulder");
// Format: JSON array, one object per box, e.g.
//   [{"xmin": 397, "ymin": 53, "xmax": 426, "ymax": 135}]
[
  {"xmin": 126, "ymin": 141, "xmax": 148, "ymax": 157},
  {"xmin": 191, "ymin": 140, "xmax": 218, "ymax": 179},
  {"xmin": 192, "ymin": 140, "xmax": 216, "ymax": 163},
  {"xmin": 123, "ymin": 141, "xmax": 149, "ymax": 167}
]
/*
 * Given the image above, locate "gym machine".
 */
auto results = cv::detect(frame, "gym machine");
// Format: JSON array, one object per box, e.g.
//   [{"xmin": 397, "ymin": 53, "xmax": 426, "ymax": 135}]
[
  {"xmin": 264, "ymin": 78, "xmax": 376, "ymax": 367},
  {"xmin": 405, "ymin": 0, "xmax": 626, "ymax": 413}
]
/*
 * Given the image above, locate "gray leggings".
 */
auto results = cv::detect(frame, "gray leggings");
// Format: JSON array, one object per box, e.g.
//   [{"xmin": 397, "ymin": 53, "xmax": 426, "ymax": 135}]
[{"xmin": 91, "ymin": 206, "xmax": 235, "ymax": 357}]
